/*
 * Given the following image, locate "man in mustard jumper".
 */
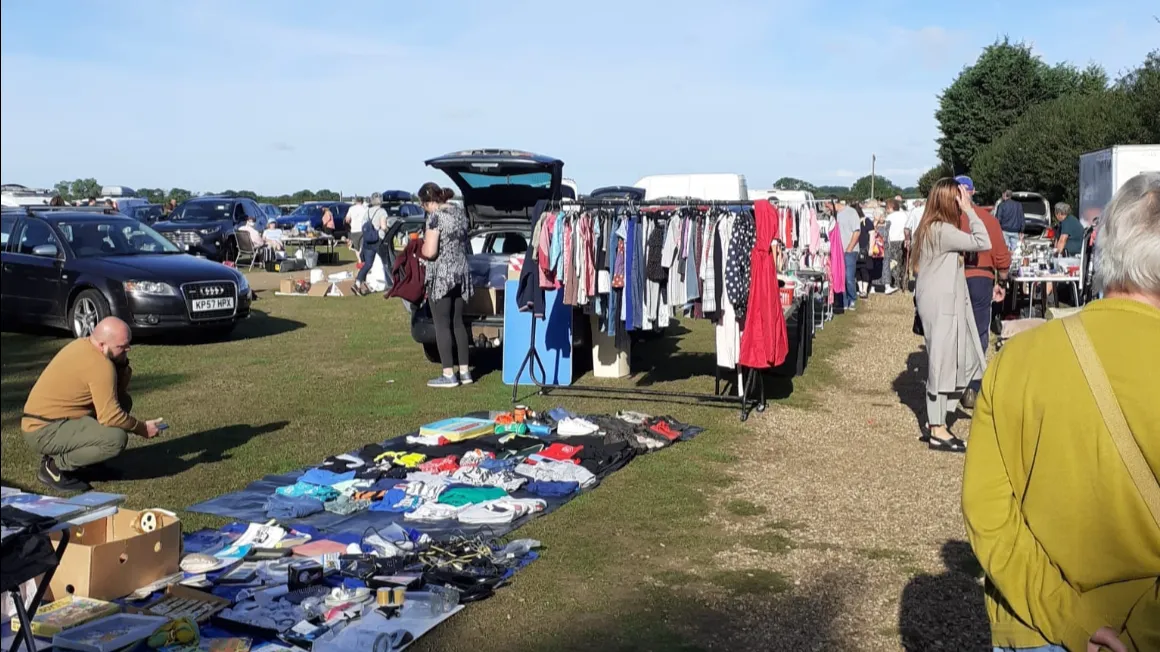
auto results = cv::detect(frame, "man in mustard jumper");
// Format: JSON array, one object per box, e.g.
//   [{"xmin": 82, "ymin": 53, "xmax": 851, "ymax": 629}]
[{"xmin": 962, "ymin": 173, "xmax": 1159, "ymax": 652}]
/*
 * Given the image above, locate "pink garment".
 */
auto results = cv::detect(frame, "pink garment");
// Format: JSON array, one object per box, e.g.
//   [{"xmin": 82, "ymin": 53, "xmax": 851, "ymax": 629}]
[
  {"xmin": 538, "ymin": 215, "xmax": 555, "ymax": 288},
  {"xmin": 808, "ymin": 207, "xmax": 822, "ymax": 255},
  {"xmin": 562, "ymin": 219, "xmax": 576, "ymax": 305},
  {"xmin": 828, "ymin": 222, "xmax": 846, "ymax": 306},
  {"xmin": 581, "ymin": 214, "xmax": 596, "ymax": 298}
]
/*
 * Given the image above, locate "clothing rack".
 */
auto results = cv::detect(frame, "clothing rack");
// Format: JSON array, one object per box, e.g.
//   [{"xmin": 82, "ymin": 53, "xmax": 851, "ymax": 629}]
[{"xmin": 510, "ymin": 198, "xmax": 772, "ymax": 421}]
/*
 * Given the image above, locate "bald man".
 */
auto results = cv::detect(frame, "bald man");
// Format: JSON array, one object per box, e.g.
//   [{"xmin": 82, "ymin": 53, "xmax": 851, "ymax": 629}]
[{"xmin": 22, "ymin": 317, "xmax": 164, "ymax": 491}]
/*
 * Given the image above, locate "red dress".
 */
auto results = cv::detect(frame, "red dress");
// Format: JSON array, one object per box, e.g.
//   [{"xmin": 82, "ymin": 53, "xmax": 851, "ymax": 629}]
[{"xmin": 739, "ymin": 200, "xmax": 789, "ymax": 369}]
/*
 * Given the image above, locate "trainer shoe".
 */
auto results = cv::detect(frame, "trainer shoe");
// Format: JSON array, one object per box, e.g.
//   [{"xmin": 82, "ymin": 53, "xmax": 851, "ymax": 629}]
[
  {"xmin": 38, "ymin": 457, "xmax": 91, "ymax": 492},
  {"xmin": 427, "ymin": 375, "xmax": 460, "ymax": 389},
  {"xmin": 458, "ymin": 372, "xmax": 474, "ymax": 385}
]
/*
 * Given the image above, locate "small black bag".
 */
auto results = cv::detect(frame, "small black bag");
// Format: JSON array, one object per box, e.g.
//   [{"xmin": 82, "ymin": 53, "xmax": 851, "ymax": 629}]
[{"xmin": 912, "ymin": 296, "xmax": 924, "ymax": 336}]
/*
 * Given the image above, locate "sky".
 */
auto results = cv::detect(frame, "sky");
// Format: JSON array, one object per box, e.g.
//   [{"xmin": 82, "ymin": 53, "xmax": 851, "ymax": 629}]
[{"xmin": 1, "ymin": 0, "xmax": 1156, "ymax": 196}]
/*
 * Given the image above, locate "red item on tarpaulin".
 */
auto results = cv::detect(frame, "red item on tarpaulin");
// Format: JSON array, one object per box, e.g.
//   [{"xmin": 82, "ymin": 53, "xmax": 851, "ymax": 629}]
[{"xmin": 739, "ymin": 200, "xmax": 789, "ymax": 369}]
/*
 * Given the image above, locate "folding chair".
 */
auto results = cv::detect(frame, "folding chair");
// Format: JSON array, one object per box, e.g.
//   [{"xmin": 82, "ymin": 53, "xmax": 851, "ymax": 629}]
[{"xmin": 234, "ymin": 230, "xmax": 269, "ymax": 271}]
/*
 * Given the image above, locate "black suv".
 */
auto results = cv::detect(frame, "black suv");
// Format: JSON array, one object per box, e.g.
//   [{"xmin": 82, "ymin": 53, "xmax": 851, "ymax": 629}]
[
  {"xmin": 151, "ymin": 196, "xmax": 268, "ymax": 262},
  {"xmin": 409, "ymin": 149, "xmax": 564, "ymax": 361},
  {"xmin": 1, "ymin": 208, "xmax": 251, "ymax": 338}
]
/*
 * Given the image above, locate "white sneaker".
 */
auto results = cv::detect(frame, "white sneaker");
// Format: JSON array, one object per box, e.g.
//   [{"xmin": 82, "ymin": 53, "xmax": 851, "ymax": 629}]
[{"xmin": 885, "ymin": 286, "xmax": 899, "ymax": 295}]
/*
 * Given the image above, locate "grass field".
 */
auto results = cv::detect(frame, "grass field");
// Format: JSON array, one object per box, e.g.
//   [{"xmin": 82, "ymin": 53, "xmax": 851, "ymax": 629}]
[{"xmin": 0, "ymin": 283, "xmax": 856, "ymax": 651}]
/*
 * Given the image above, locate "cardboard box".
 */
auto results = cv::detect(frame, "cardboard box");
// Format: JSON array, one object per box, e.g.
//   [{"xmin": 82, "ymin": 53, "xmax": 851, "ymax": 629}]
[
  {"xmin": 48, "ymin": 509, "xmax": 181, "ymax": 602},
  {"xmin": 306, "ymin": 281, "xmax": 330, "ymax": 297},
  {"xmin": 330, "ymin": 280, "xmax": 357, "ymax": 296},
  {"xmin": 465, "ymin": 287, "xmax": 503, "ymax": 316}
]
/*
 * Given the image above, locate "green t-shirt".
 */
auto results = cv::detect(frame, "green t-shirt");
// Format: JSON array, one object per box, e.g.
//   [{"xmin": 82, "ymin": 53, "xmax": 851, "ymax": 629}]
[{"xmin": 1056, "ymin": 215, "xmax": 1084, "ymax": 256}]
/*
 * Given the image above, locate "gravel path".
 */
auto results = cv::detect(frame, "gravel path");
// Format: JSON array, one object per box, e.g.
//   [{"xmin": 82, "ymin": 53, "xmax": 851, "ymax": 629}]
[{"xmin": 698, "ymin": 292, "xmax": 991, "ymax": 651}]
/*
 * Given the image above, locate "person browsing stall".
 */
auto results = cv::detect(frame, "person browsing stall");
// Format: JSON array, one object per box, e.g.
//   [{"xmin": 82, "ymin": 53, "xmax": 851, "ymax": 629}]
[
  {"xmin": 1053, "ymin": 202, "xmax": 1085, "ymax": 256},
  {"xmin": 22, "ymin": 317, "xmax": 165, "ymax": 491},
  {"xmin": 418, "ymin": 182, "xmax": 473, "ymax": 388},
  {"xmin": 962, "ymin": 172, "xmax": 1160, "ymax": 652}
]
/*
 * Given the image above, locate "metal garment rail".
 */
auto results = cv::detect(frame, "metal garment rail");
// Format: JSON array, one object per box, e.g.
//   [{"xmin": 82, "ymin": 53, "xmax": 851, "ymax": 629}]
[{"xmin": 509, "ymin": 200, "xmax": 770, "ymax": 421}]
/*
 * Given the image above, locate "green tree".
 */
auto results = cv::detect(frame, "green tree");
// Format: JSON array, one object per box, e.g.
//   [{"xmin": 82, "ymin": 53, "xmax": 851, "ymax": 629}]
[
  {"xmin": 900, "ymin": 186, "xmax": 921, "ymax": 198},
  {"xmin": 137, "ymin": 188, "xmax": 166, "ymax": 204},
  {"xmin": 166, "ymin": 188, "xmax": 193, "ymax": 204},
  {"xmin": 935, "ymin": 39, "xmax": 1104, "ymax": 173},
  {"xmin": 291, "ymin": 189, "xmax": 317, "ymax": 203},
  {"xmin": 917, "ymin": 164, "xmax": 952, "ymax": 198},
  {"xmin": 69, "ymin": 178, "xmax": 101, "ymax": 201},
  {"xmin": 313, "ymin": 189, "xmax": 340, "ymax": 201},
  {"xmin": 849, "ymin": 174, "xmax": 900, "ymax": 201},
  {"xmin": 772, "ymin": 177, "xmax": 818, "ymax": 192},
  {"xmin": 1118, "ymin": 49, "xmax": 1160, "ymax": 141},
  {"xmin": 971, "ymin": 90, "xmax": 1148, "ymax": 206},
  {"xmin": 53, "ymin": 181, "xmax": 73, "ymax": 201},
  {"xmin": 814, "ymin": 185, "xmax": 850, "ymax": 200}
]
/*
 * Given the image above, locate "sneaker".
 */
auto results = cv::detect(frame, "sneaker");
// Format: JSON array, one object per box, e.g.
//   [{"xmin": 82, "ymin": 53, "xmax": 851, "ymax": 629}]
[
  {"xmin": 884, "ymin": 286, "xmax": 899, "ymax": 295},
  {"xmin": 458, "ymin": 372, "xmax": 474, "ymax": 385},
  {"xmin": 37, "ymin": 457, "xmax": 91, "ymax": 492},
  {"xmin": 427, "ymin": 375, "xmax": 460, "ymax": 389}
]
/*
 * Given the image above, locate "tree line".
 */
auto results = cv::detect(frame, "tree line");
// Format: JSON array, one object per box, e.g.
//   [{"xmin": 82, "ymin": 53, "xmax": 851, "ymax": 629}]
[
  {"xmin": 50, "ymin": 179, "xmax": 342, "ymax": 206},
  {"xmin": 770, "ymin": 176, "xmax": 920, "ymax": 202},
  {"xmin": 919, "ymin": 40, "xmax": 1159, "ymax": 205}
]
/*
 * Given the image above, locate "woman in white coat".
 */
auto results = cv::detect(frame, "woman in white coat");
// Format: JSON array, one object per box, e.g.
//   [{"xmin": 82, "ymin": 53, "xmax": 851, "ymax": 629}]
[{"xmin": 912, "ymin": 178, "xmax": 991, "ymax": 452}]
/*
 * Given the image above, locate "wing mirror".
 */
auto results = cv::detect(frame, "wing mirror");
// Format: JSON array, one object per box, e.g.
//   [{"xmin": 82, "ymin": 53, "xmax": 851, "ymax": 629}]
[{"xmin": 31, "ymin": 244, "xmax": 59, "ymax": 258}]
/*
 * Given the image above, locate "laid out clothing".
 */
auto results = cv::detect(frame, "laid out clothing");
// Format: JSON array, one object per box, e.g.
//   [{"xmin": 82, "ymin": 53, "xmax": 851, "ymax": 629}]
[
  {"xmin": 424, "ymin": 203, "xmax": 472, "ymax": 303},
  {"xmin": 1055, "ymin": 214, "xmax": 1085, "ymax": 256},
  {"xmin": 915, "ymin": 209, "xmax": 990, "ymax": 420},
  {"xmin": 22, "ymin": 339, "xmax": 146, "ymax": 437},
  {"xmin": 963, "ymin": 299, "xmax": 1160, "ymax": 652},
  {"xmin": 958, "ymin": 206, "xmax": 1012, "ymax": 282}
]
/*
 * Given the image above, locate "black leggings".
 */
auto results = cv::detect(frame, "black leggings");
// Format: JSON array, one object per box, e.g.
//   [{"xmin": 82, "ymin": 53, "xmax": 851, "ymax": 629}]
[{"xmin": 432, "ymin": 285, "xmax": 469, "ymax": 370}]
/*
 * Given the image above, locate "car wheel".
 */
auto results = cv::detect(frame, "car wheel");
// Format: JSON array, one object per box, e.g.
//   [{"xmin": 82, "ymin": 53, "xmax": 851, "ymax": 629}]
[
  {"xmin": 70, "ymin": 289, "xmax": 110, "ymax": 338},
  {"xmin": 423, "ymin": 343, "xmax": 440, "ymax": 363}
]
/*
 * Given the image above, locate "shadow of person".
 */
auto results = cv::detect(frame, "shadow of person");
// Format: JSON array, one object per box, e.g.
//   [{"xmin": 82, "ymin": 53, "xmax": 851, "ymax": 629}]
[
  {"xmin": 100, "ymin": 421, "xmax": 289, "ymax": 481},
  {"xmin": 899, "ymin": 540, "xmax": 990, "ymax": 651},
  {"xmin": 893, "ymin": 348, "xmax": 929, "ymax": 432}
]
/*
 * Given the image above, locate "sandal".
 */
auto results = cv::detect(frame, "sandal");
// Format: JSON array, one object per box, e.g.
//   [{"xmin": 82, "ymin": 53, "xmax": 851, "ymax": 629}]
[{"xmin": 928, "ymin": 434, "xmax": 966, "ymax": 453}]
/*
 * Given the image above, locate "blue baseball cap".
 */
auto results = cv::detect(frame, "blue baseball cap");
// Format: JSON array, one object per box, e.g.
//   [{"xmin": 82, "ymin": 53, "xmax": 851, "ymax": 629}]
[{"xmin": 954, "ymin": 175, "xmax": 975, "ymax": 192}]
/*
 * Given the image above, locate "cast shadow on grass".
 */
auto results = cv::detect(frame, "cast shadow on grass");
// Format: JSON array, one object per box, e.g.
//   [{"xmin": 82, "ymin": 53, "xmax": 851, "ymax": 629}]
[
  {"xmin": 421, "ymin": 570, "xmax": 856, "ymax": 652},
  {"xmin": 1, "ymin": 373, "xmax": 188, "ymax": 432},
  {"xmin": 107, "ymin": 420, "xmax": 289, "ymax": 480},
  {"xmin": 892, "ymin": 350, "xmax": 970, "ymax": 436},
  {"xmin": 898, "ymin": 540, "xmax": 990, "ymax": 652},
  {"xmin": 148, "ymin": 309, "xmax": 305, "ymax": 346}
]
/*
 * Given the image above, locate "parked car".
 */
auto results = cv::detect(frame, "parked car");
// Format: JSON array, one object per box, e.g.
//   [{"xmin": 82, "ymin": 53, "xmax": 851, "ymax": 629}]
[
  {"xmin": 408, "ymin": 149, "xmax": 564, "ymax": 362},
  {"xmin": 150, "ymin": 196, "xmax": 267, "ymax": 262},
  {"xmin": 0, "ymin": 207, "xmax": 251, "ymax": 338},
  {"xmin": 588, "ymin": 186, "xmax": 646, "ymax": 201},
  {"xmin": 995, "ymin": 191, "xmax": 1051, "ymax": 236},
  {"xmin": 258, "ymin": 203, "xmax": 281, "ymax": 224},
  {"xmin": 130, "ymin": 203, "xmax": 163, "ymax": 224},
  {"xmin": 273, "ymin": 201, "xmax": 351, "ymax": 230}
]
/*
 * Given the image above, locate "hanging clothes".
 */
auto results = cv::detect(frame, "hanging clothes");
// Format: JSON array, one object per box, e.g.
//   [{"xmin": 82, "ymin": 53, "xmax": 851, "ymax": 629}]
[
  {"xmin": 716, "ymin": 213, "xmax": 740, "ymax": 369},
  {"xmin": 807, "ymin": 206, "xmax": 822, "ymax": 256},
  {"xmin": 828, "ymin": 221, "xmax": 846, "ymax": 306},
  {"xmin": 739, "ymin": 200, "xmax": 789, "ymax": 369},
  {"xmin": 726, "ymin": 210, "xmax": 756, "ymax": 323}
]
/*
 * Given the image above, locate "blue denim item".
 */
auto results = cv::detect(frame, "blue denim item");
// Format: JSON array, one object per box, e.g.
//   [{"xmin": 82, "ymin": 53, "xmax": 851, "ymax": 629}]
[
  {"xmin": 369, "ymin": 488, "xmax": 419, "ymax": 513},
  {"xmin": 264, "ymin": 494, "xmax": 324, "ymax": 520},
  {"xmin": 844, "ymin": 251, "xmax": 859, "ymax": 307},
  {"xmin": 299, "ymin": 468, "xmax": 356, "ymax": 487},
  {"xmin": 479, "ymin": 457, "xmax": 517, "ymax": 473},
  {"xmin": 526, "ymin": 480, "xmax": 580, "ymax": 497}
]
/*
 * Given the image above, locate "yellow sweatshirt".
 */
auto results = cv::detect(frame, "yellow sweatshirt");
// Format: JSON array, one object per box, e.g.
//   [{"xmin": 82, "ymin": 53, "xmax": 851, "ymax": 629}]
[
  {"xmin": 22, "ymin": 338, "xmax": 146, "ymax": 437},
  {"xmin": 962, "ymin": 298, "xmax": 1160, "ymax": 652}
]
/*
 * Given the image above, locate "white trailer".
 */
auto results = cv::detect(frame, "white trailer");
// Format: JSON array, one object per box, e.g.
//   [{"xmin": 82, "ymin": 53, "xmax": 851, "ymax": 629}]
[{"xmin": 1078, "ymin": 145, "xmax": 1160, "ymax": 224}]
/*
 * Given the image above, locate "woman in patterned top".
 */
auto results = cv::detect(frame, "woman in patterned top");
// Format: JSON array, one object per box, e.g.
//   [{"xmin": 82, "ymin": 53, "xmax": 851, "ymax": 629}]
[{"xmin": 418, "ymin": 182, "xmax": 473, "ymax": 388}]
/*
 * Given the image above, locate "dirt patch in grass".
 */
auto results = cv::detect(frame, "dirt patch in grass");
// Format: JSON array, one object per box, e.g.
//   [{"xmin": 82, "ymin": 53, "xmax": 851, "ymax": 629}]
[
  {"xmin": 724, "ymin": 500, "xmax": 768, "ymax": 517},
  {"xmin": 709, "ymin": 569, "xmax": 792, "ymax": 595}
]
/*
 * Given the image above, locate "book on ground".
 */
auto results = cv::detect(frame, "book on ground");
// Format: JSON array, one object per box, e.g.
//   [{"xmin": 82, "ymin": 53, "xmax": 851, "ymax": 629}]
[{"xmin": 419, "ymin": 417, "xmax": 494, "ymax": 442}]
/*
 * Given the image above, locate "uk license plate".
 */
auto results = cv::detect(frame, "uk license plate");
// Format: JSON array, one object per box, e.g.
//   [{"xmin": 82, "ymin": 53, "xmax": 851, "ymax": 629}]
[{"xmin": 192, "ymin": 297, "xmax": 235, "ymax": 312}]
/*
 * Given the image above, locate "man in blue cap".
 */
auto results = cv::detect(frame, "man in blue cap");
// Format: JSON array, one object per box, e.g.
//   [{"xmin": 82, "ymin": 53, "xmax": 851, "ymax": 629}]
[{"xmin": 955, "ymin": 176, "xmax": 1011, "ymax": 409}]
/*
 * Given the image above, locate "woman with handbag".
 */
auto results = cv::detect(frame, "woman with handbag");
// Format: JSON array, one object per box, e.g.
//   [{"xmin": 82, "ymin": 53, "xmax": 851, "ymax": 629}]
[
  {"xmin": 912, "ymin": 178, "xmax": 990, "ymax": 451},
  {"xmin": 855, "ymin": 204, "xmax": 875, "ymax": 298},
  {"xmin": 417, "ymin": 182, "xmax": 473, "ymax": 388}
]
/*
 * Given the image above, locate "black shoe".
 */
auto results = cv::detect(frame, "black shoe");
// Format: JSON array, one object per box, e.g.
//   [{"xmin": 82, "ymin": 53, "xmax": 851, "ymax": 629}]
[
  {"xmin": 961, "ymin": 388, "xmax": 978, "ymax": 410},
  {"xmin": 928, "ymin": 435, "xmax": 967, "ymax": 453},
  {"xmin": 37, "ymin": 457, "xmax": 91, "ymax": 492}
]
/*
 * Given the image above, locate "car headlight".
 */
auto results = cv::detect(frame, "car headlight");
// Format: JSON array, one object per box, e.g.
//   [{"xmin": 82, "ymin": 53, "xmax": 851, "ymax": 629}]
[
  {"xmin": 237, "ymin": 275, "xmax": 250, "ymax": 293},
  {"xmin": 198, "ymin": 227, "xmax": 219, "ymax": 235},
  {"xmin": 123, "ymin": 280, "xmax": 177, "ymax": 296}
]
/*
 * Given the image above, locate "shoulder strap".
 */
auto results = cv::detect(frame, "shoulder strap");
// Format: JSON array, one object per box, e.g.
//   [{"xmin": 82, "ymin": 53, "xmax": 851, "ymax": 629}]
[{"xmin": 1063, "ymin": 315, "xmax": 1160, "ymax": 526}]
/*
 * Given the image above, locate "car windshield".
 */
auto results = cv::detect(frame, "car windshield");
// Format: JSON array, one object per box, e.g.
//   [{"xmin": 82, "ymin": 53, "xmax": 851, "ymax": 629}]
[
  {"xmin": 460, "ymin": 172, "xmax": 551, "ymax": 189},
  {"xmin": 174, "ymin": 201, "xmax": 234, "ymax": 221},
  {"xmin": 261, "ymin": 204, "xmax": 280, "ymax": 219},
  {"xmin": 133, "ymin": 205, "xmax": 162, "ymax": 222},
  {"xmin": 56, "ymin": 220, "xmax": 182, "ymax": 257},
  {"xmin": 287, "ymin": 204, "xmax": 326, "ymax": 219}
]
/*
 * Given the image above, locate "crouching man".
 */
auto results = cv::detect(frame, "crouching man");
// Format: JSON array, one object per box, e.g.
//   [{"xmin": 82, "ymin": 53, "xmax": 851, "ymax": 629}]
[{"xmin": 22, "ymin": 317, "xmax": 165, "ymax": 491}]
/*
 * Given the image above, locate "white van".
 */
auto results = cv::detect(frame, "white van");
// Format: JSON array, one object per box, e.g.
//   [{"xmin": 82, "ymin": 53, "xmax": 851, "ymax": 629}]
[{"xmin": 632, "ymin": 174, "xmax": 748, "ymax": 201}]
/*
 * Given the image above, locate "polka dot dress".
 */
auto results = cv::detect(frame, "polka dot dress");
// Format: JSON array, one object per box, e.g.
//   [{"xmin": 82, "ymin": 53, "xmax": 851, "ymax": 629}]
[{"xmin": 726, "ymin": 211, "xmax": 756, "ymax": 323}]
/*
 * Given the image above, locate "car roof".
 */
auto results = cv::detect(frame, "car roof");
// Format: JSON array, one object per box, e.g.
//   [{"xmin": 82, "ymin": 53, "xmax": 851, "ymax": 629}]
[
  {"xmin": 188, "ymin": 196, "xmax": 242, "ymax": 203},
  {"xmin": 39, "ymin": 212, "xmax": 135, "ymax": 223},
  {"xmin": 425, "ymin": 149, "xmax": 563, "ymax": 166}
]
